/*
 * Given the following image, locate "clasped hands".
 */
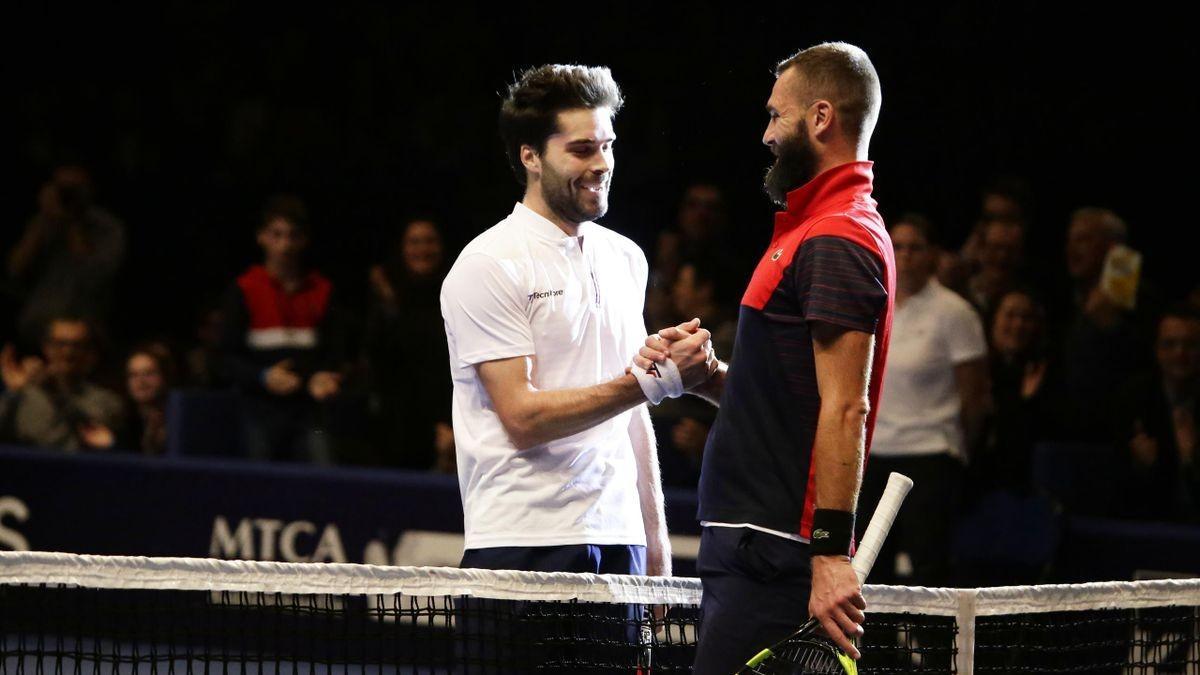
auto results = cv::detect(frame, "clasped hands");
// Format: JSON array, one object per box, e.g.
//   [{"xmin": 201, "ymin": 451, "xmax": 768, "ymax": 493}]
[{"xmin": 630, "ymin": 318, "xmax": 719, "ymax": 404}]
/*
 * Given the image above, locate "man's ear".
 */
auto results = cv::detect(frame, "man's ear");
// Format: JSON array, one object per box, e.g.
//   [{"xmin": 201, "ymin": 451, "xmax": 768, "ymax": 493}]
[
  {"xmin": 810, "ymin": 100, "xmax": 836, "ymax": 141},
  {"xmin": 520, "ymin": 145, "xmax": 541, "ymax": 180}
]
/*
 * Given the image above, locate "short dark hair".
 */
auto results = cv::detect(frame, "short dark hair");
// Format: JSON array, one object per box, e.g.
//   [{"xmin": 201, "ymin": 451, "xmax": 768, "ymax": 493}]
[
  {"xmin": 42, "ymin": 316, "xmax": 95, "ymax": 345},
  {"xmin": 499, "ymin": 64, "xmax": 624, "ymax": 185},
  {"xmin": 1159, "ymin": 304, "xmax": 1200, "ymax": 329},
  {"xmin": 890, "ymin": 212, "xmax": 940, "ymax": 248},
  {"xmin": 128, "ymin": 341, "xmax": 178, "ymax": 388},
  {"xmin": 775, "ymin": 42, "xmax": 881, "ymax": 145},
  {"xmin": 982, "ymin": 176, "xmax": 1032, "ymax": 221},
  {"xmin": 260, "ymin": 194, "xmax": 310, "ymax": 233}
]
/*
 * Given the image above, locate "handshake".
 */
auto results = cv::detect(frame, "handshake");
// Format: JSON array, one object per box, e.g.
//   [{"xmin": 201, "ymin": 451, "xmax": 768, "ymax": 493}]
[{"xmin": 630, "ymin": 318, "xmax": 720, "ymax": 405}]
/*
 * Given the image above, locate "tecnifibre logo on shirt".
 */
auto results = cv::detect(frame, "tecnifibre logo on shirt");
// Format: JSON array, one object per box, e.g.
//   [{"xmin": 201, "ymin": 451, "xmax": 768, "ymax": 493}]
[{"xmin": 527, "ymin": 289, "xmax": 564, "ymax": 303}]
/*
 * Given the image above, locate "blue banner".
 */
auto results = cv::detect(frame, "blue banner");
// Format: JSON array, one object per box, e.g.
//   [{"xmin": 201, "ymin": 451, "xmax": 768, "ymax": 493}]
[{"xmin": 0, "ymin": 445, "xmax": 702, "ymax": 570}]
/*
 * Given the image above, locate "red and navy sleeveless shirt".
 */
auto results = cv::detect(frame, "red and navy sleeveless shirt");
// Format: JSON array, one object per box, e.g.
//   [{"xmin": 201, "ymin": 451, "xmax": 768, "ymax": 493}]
[{"xmin": 697, "ymin": 161, "xmax": 895, "ymax": 539}]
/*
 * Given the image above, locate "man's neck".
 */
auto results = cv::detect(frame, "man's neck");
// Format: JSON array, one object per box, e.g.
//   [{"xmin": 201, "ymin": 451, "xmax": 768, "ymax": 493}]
[
  {"xmin": 813, "ymin": 146, "xmax": 867, "ymax": 178},
  {"xmin": 48, "ymin": 372, "xmax": 84, "ymax": 393},
  {"xmin": 1164, "ymin": 376, "xmax": 1199, "ymax": 405},
  {"xmin": 522, "ymin": 184, "xmax": 579, "ymax": 237},
  {"xmin": 265, "ymin": 260, "xmax": 302, "ymax": 287},
  {"xmin": 896, "ymin": 277, "xmax": 930, "ymax": 306}
]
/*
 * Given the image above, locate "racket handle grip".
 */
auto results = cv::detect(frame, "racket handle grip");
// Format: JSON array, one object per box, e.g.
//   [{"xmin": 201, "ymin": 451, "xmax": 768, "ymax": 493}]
[{"xmin": 851, "ymin": 472, "xmax": 913, "ymax": 584}]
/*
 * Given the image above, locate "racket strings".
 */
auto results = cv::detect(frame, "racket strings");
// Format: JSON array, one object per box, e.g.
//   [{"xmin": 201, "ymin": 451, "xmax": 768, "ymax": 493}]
[{"xmin": 755, "ymin": 638, "xmax": 849, "ymax": 674}]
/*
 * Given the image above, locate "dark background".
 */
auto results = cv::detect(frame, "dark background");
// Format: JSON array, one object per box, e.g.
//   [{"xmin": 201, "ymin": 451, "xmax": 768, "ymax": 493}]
[{"xmin": 6, "ymin": 3, "xmax": 1195, "ymax": 347}]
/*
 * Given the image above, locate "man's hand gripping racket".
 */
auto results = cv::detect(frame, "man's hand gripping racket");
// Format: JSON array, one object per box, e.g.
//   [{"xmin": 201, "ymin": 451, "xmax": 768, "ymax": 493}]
[{"xmin": 736, "ymin": 472, "xmax": 914, "ymax": 674}]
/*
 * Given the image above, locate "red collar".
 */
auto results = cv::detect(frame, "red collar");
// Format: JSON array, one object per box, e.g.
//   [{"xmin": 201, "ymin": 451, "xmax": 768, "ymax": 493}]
[{"xmin": 775, "ymin": 161, "xmax": 875, "ymax": 236}]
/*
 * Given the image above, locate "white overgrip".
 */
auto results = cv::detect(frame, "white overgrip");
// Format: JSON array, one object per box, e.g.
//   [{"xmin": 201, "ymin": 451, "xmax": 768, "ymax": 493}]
[{"xmin": 852, "ymin": 472, "xmax": 914, "ymax": 584}]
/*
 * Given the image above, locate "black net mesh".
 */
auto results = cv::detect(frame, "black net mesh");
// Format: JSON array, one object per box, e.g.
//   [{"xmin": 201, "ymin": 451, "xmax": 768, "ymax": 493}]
[
  {"xmin": 4, "ymin": 572, "xmax": 1200, "ymax": 674},
  {"xmin": 856, "ymin": 613, "xmax": 958, "ymax": 673},
  {"xmin": 0, "ymin": 583, "xmax": 698, "ymax": 674},
  {"xmin": 974, "ymin": 606, "xmax": 1200, "ymax": 674}
]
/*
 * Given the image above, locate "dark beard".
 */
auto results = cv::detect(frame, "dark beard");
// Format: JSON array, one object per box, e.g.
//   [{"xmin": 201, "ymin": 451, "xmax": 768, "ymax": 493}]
[
  {"xmin": 763, "ymin": 130, "xmax": 818, "ymax": 208},
  {"xmin": 540, "ymin": 161, "xmax": 608, "ymax": 225}
]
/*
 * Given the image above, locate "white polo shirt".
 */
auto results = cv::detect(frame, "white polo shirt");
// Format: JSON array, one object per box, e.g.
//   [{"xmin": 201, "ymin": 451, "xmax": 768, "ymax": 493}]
[
  {"xmin": 872, "ymin": 278, "xmax": 987, "ymax": 460},
  {"xmin": 440, "ymin": 203, "xmax": 649, "ymax": 550}
]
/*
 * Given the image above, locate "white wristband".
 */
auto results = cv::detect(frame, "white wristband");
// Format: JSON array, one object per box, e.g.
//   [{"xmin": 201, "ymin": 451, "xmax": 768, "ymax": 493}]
[{"xmin": 631, "ymin": 357, "xmax": 683, "ymax": 405}]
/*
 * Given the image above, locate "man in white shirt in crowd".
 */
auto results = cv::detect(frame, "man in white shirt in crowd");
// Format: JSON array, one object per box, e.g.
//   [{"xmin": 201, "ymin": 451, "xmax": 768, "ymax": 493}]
[{"xmin": 860, "ymin": 213, "xmax": 991, "ymax": 588}]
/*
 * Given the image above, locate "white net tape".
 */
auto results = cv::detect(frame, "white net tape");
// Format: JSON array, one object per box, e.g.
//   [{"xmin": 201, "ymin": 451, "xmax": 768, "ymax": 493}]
[
  {"xmin": 5, "ymin": 550, "xmax": 1198, "ymax": 614},
  {"xmin": 5, "ymin": 550, "xmax": 1200, "ymax": 674}
]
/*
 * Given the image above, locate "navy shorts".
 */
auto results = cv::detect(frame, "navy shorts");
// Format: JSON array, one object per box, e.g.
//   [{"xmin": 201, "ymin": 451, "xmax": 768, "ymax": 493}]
[
  {"xmin": 460, "ymin": 543, "xmax": 646, "ymax": 575},
  {"xmin": 693, "ymin": 527, "xmax": 813, "ymax": 674},
  {"xmin": 457, "ymin": 544, "xmax": 647, "ymax": 673}
]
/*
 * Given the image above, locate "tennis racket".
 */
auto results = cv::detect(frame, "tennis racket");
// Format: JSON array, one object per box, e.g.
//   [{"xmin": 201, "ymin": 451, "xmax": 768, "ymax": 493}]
[{"xmin": 737, "ymin": 472, "xmax": 915, "ymax": 675}]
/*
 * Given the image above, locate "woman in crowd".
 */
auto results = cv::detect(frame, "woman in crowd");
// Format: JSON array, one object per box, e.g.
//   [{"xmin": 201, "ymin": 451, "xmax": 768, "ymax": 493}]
[
  {"xmin": 973, "ymin": 288, "xmax": 1053, "ymax": 493},
  {"xmin": 122, "ymin": 342, "xmax": 176, "ymax": 455},
  {"xmin": 365, "ymin": 218, "xmax": 453, "ymax": 470}
]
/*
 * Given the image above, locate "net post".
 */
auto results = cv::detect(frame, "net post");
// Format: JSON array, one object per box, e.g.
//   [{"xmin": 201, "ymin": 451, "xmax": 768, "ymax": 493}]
[{"xmin": 954, "ymin": 589, "xmax": 977, "ymax": 675}]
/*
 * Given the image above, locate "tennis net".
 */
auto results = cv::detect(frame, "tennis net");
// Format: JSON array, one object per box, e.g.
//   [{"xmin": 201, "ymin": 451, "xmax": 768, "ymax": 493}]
[{"xmin": 2, "ymin": 551, "xmax": 1198, "ymax": 673}]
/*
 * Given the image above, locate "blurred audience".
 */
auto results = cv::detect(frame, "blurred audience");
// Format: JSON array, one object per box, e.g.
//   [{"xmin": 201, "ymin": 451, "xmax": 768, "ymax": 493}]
[
  {"xmin": 972, "ymin": 289, "xmax": 1054, "ymax": 494},
  {"xmin": 219, "ymin": 195, "xmax": 349, "ymax": 463},
  {"xmin": 0, "ymin": 317, "xmax": 125, "ymax": 451},
  {"xmin": 1113, "ymin": 307, "xmax": 1200, "ymax": 521},
  {"xmin": 121, "ymin": 342, "xmax": 176, "ymax": 455},
  {"xmin": 183, "ymin": 304, "xmax": 226, "ymax": 388},
  {"xmin": 861, "ymin": 214, "xmax": 991, "ymax": 586},
  {"xmin": 7, "ymin": 166, "xmax": 126, "ymax": 349},
  {"xmin": 4, "ymin": 161, "xmax": 1199, "ymax": 548},
  {"xmin": 966, "ymin": 219, "xmax": 1026, "ymax": 316},
  {"xmin": 671, "ymin": 254, "xmax": 737, "ymax": 359},
  {"xmin": 364, "ymin": 217, "xmax": 452, "ymax": 469},
  {"xmin": 646, "ymin": 183, "xmax": 728, "ymax": 331},
  {"xmin": 939, "ymin": 177, "xmax": 1030, "ymax": 295},
  {"xmin": 1052, "ymin": 207, "xmax": 1153, "ymax": 442}
]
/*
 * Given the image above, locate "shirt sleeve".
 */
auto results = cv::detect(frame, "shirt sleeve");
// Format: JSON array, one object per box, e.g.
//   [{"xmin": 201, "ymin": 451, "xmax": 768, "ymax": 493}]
[
  {"xmin": 440, "ymin": 253, "xmax": 535, "ymax": 368},
  {"xmin": 944, "ymin": 300, "xmax": 988, "ymax": 365},
  {"xmin": 792, "ymin": 235, "xmax": 888, "ymax": 332}
]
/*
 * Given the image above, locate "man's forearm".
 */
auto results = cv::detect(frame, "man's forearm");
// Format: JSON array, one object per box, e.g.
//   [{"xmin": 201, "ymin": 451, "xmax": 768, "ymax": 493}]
[
  {"xmin": 504, "ymin": 372, "xmax": 648, "ymax": 449},
  {"xmin": 629, "ymin": 404, "xmax": 671, "ymax": 576},
  {"xmin": 689, "ymin": 361, "xmax": 728, "ymax": 407},
  {"xmin": 811, "ymin": 400, "xmax": 867, "ymax": 513}
]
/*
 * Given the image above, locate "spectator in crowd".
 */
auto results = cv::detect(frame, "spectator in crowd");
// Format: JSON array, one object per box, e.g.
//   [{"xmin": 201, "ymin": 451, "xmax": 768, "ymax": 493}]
[
  {"xmin": 183, "ymin": 304, "xmax": 226, "ymax": 388},
  {"xmin": 939, "ymin": 177, "xmax": 1030, "ymax": 295},
  {"xmin": 121, "ymin": 342, "xmax": 176, "ymax": 455},
  {"xmin": 1053, "ymin": 207, "xmax": 1152, "ymax": 442},
  {"xmin": 0, "ymin": 317, "xmax": 125, "ymax": 451},
  {"xmin": 672, "ymin": 254, "xmax": 737, "ymax": 359},
  {"xmin": 219, "ymin": 195, "xmax": 349, "ymax": 463},
  {"xmin": 646, "ymin": 183, "xmax": 728, "ymax": 331},
  {"xmin": 7, "ymin": 166, "xmax": 126, "ymax": 349},
  {"xmin": 647, "ymin": 252, "xmax": 739, "ymax": 488},
  {"xmin": 364, "ymin": 217, "xmax": 453, "ymax": 469},
  {"xmin": 966, "ymin": 219, "xmax": 1026, "ymax": 316},
  {"xmin": 972, "ymin": 289, "xmax": 1053, "ymax": 493},
  {"xmin": 1113, "ymin": 307, "xmax": 1200, "ymax": 521},
  {"xmin": 860, "ymin": 214, "xmax": 991, "ymax": 586}
]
